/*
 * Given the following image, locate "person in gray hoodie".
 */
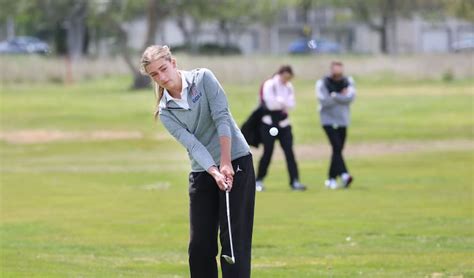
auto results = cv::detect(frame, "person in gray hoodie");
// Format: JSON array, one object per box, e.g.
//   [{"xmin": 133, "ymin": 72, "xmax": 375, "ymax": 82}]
[
  {"xmin": 316, "ymin": 61, "xmax": 355, "ymax": 189},
  {"xmin": 140, "ymin": 45, "xmax": 255, "ymax": 278}
]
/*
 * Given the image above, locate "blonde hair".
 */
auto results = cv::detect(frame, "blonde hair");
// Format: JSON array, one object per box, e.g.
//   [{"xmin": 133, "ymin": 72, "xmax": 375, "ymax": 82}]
[{"xmin": 139, "ymin": 45, "xmax": 173, "ymax": 119}]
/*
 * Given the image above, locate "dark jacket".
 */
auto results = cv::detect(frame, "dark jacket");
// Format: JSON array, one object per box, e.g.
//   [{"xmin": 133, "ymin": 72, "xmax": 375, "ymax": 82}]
[{"xmin": 241, "ymin": 106, "xmax": 265, "ymax": 147}]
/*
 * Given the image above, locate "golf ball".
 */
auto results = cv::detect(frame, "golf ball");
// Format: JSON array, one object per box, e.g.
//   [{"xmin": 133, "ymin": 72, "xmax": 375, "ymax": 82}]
[{"xmin": 269, "ymin": 127, "xmax": 279, "ymax": 136}]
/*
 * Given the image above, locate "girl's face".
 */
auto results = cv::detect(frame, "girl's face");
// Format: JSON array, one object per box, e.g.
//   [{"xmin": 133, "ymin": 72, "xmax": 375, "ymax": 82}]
[
  {"xmin": 280, "ymin": 72, "xmax": 293, "ymax": 84},
  {"xmin": 145, "ymin": 58, "xmax": 179, "ymax": 89}
]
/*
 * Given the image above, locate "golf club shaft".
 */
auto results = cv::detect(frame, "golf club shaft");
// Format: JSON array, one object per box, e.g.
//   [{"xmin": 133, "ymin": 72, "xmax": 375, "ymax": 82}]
[{"xmin": 226, "ymin": 190, "xmax": 235, "ymax": 260}]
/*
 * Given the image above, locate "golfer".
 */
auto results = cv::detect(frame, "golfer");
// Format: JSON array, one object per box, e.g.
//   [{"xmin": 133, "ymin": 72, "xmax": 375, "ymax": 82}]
[
  {"xmin": 316, "ymin": 61, "xmax": 355, "ymax": 189},
  {"xmin": 140, "ymin": 45, "xmax": 255, "ymax": 278},
  {"xmin": 255, "ymin": 65, "xmax": 306, "ymax": 192}
]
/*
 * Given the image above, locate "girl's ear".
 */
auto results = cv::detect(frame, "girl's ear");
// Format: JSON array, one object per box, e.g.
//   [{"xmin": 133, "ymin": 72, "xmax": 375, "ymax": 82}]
[{"xmin": 171, "ymin": 58, "xmax": 177, "ymax": 68}]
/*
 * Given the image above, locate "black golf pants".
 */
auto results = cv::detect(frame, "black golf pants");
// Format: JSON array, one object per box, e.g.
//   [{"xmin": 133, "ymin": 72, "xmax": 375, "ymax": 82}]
[
  {"xmin": 188, "ymin": 154, "xmax": 255, "ymax": 278},
  {"xmin": 323, "ymin": 125, "xmax": 349, "ymax": 179}
]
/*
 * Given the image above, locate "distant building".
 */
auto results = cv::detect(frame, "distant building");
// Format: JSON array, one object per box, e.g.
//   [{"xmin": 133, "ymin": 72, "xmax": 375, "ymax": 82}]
[{"xmin": 123, "ymin": 7, "xmax": 474, "ymax": 55}]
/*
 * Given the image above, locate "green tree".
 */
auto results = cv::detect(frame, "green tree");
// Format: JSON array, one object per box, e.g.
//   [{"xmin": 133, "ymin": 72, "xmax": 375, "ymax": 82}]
[
  {"xmin": 171, "ymin": 0, "xmax": 287, "ymax": 53},
  {"xmin": 444, "ymin": 0, "xmax": 474, "ymax": 22},
  {"xmin": 345, "ymin": 0, "xmax": 450, "ymax": 54},
  {"xmin": 0, "ymin": 0, "xmax": 93, "ymax": 58},
  {"xmin": 349, "ymin": 0, "xmax": 398, "ymax": 54},
  {"xmin": 172, "ymin": 0, "xmax": 217, "ymax": 53},
  {"xmin": 92, "ymin": 0, "xmax": 174, "ymax": 89}
]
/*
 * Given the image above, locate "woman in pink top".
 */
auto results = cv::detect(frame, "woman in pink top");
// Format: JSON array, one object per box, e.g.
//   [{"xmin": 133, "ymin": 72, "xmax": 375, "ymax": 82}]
[{"xmin": 255, "ymin": 65, "xmax": 306, "ymax": 192}]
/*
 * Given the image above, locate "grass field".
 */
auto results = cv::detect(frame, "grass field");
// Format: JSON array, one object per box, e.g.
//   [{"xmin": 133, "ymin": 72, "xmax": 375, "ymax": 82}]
[{"xmin": 1, "ymin": 76, "xmax": 473, "ymax": 277}]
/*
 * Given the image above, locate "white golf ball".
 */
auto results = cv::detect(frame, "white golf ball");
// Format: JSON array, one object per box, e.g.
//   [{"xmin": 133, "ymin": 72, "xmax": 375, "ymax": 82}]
[{"xmin": 269, "ymin": 127, "xmax": 279, "ymax": 136}]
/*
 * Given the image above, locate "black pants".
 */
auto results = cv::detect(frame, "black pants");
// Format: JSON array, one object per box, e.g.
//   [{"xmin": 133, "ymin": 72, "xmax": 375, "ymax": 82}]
[
  {"xmin": 256, "ymin": 124, "xmax": 299, "ymax": 185},
  {"xmin": 188, "ymin": 154, "xmax": 255, "ymax": 278},
  {"xmin": 323, "ymin": 125, "xmax": 348, "ymax": 179}
]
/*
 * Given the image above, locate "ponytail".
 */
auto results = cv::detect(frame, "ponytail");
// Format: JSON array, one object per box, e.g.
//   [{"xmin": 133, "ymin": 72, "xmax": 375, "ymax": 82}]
[
  {"xmin": 139, "ymin": 45, "xmax": 173, "ymax": 120},
  {"xmin": 153, "ymin": 82, "xmax": 165, "ymax": 120}
]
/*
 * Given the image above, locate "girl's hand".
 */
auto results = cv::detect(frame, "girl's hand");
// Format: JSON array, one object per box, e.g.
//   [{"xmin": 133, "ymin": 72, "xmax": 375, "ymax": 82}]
[
  {"xmin": 208, "ymin": 166, "xmax": 232, "ymax": 191},
  {"xmin": 220, "ymin": 163, "xmax": 235, "ymax": 178},
  {"xmin": 220, "ymin": 163, "xmax": 234, "ymax": 187}
]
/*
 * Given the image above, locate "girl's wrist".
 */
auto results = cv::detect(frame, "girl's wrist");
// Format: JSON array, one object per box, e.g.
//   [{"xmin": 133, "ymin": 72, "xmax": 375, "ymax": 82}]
[
  {"xmin": 207, "ymin": 166, "xmax": 220, "ymax": 177},
  {"xmin": 220, "ymin": 158, "xmax": 231, "ymax": 166}
]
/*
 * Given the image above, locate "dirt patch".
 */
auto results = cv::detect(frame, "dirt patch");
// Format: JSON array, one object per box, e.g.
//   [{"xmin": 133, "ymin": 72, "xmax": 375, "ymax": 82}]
[
  {"xmin": 1, "ymin": 130, "xmax": 471, "ymax": 159},
  {"xmin": 0, "ymin": 130, "xmax": 143, "ymax": 144},
  {"xmin": 252, "ymin": 139, "xmax": 473, "ymax": 160}
]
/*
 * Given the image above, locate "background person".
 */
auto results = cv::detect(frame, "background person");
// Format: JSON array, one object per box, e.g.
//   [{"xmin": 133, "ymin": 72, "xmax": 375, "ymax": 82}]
[
  {"xmin": 255, "ymin": 65, "xmax": 306, "ymax": 192},
  {"xmin": 316, "ymin": 61, "xmax": 355, "ymax": 189}
]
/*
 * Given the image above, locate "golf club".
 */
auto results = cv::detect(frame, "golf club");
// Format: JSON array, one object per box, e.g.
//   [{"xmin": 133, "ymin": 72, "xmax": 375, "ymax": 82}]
[{"xmin": 222, "ymin": 184, "xmax": 236, "ymax": 264}]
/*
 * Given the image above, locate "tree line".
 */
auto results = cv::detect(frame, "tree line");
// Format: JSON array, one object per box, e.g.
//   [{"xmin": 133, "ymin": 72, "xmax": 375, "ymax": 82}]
[{"xmin": 1, "ymin": 0, "xmax": 471, "ymax": 89}]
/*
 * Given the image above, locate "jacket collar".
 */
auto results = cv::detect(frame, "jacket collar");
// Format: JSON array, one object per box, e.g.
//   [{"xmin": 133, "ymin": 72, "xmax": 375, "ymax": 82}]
[{"xmin": 159, "ymin": 70, "xmax": 192, "ymax": 110}]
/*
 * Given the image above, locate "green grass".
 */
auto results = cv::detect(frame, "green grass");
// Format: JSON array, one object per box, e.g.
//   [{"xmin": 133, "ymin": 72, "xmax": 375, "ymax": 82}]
[
  {"xmin": 1, "ymin": 77, "xmax": 473, "ymax": 277},
  {"xmin": 1, "ymin": 77, "xmax": 473, "ymax": 142}
]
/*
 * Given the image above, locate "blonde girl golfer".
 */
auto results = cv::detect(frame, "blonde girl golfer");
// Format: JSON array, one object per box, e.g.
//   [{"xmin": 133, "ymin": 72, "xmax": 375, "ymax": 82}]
[{"xmin": 140, "ymin": 45, "xmax": 255, "ymax": 278}]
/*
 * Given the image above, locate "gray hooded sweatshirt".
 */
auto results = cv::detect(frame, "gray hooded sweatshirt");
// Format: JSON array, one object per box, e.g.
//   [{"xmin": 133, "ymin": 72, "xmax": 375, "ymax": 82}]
[
  {"xmin": 159, "ymin": 68, "xmax": 250, "ymax": 172},
  {"xmin": 315, "ymin": 76, "xmax": 356, "ymax": 127}
]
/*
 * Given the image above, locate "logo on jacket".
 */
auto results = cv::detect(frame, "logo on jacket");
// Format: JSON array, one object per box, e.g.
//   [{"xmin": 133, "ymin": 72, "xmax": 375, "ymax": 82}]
[{"xmin": 190, "ymin": 85, "xmax": 202, "ymax": 103}]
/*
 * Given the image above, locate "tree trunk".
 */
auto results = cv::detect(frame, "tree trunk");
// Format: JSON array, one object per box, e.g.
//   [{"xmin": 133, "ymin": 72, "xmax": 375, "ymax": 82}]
[
  {"xmin": 110, "ymin": 19, "xmax": 150, "ymax": 90},
  {"xmin": 124, "ymin": 39, "xmax": 150, "ymax": 90},
  {"xmin": 177, "ymin": 16, "xmax": 200, "ymax": 54},
  {"xmin": 125, "ymin": 28, "xmax": 150, "ymax": 90},
  {"xmin": 219, "ymin": 20, "xmax": 232, "ymax": 48},
  {"xmin": 380, "ymin": 25, "xmax": 388, "ymax": 54},
  {"xmin": 143, "ymin": 0, "xmax": 158, "ymax": 48},
  {"xmin": 353, "ymin": 0, "xmax": 395, "ymax": 54},
  {"xmin": 380, "ymin": 0, "xmax": 396, "ymax": 54},
  {"xmin": 130, "ymin": 0, "xmax": 159, "ymax": 90},
  {"xmin": 379, "ymin": 15, "xmax": 388, "ymax": 54},
  {"xmin": 66, "ymin": 0, "xmax": 87, "ymax": 60},
  {"xmin": 176, "ymin": 17, "xmax": 191, "ymax": 46},
  {"xmin": 6, "ymin": 16, "xmax": 15, "ymax": 39},
  {"xmin": 190, "ymin": 18, "xmax": 201, "ymax": 54},
  {"xmin": 132, "ymin": 73, "xmax": 151, "ymax": 89}
]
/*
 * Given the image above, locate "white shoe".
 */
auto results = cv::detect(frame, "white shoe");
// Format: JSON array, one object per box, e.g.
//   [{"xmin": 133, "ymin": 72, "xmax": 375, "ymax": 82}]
[
  {"xmin": 325, "ymin": 179, "xmax": 338, "ymax": 190},
  {"xmin": 291, "ymin": 180, "xmax": 307, "ymax": 191},
  {"xmin": 256, "ymin": 180, "xmax": 265, "ymax": 192}
]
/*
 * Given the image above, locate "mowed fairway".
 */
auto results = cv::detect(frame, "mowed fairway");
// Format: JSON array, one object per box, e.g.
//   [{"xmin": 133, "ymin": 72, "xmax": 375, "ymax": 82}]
[{"xmin": 1, "ymin": 76, "xmax": 473, "ymax": 277}]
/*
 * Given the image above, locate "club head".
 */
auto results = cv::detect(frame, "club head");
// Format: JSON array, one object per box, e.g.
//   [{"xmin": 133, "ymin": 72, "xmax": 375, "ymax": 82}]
[{"xmin": 222, "ymin": 255, "xmax": 235, "ymax": 264}]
